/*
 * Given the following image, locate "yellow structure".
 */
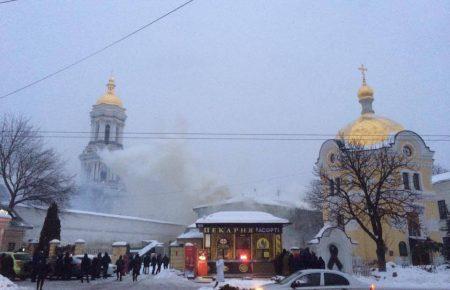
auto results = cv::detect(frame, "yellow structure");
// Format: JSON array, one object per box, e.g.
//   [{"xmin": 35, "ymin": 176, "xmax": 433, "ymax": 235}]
[
  {"xmin": 96, "ymin": 77, "xmax": 124, "ymax": 108},
  {"xmin": 317, "ymin": 66, "xmax": 442, "ymax": 266}
]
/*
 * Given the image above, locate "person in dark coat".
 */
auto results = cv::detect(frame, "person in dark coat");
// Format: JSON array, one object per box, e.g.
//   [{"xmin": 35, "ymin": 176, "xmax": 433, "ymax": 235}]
[
  {"xmin": 156, "ymin": 254, "xmax": 162, "ymax": 274},
  {"xmin": 162, "ymin": 255, "xmax": 169, "ymax": 269},
  {"xmin": 132, "ymin": 254, "xmax": 141, "ymax": 282},
  {"xmin": 143, "ymin": 254, "xmax": 150, "ymax": 274},
  {"xmin": 30, "ymin": 251, "xmax": 40, "ymax": 282},
  {"xmin": 80, "ymin": 254, "xmax": 91, "ymax": 283},
  {"xmin": 95, "ymin": 253, "xmax": 102, "ymax": 279},
  {"xmin": 54, "ymin": 254, "xmax": 63, "ymax": 280},
  {"xmin": 115, "ymin": 255, "xmax": 124, "ymax": 281},
  {"xmin": 2, "ymin": 254, "xmax": 14, "ymax": 280},
  {"xmin": 36, "ymin": 256, "xmax": 48, "ymax": 290},
  {"xmin": 63, "ymin": 252, "xmax": 73, "ymax": 280},
  {"xmin": 151, "ymin": 253, "xmax": 157, "ymax": 275},
  {"xmin": 90, "ymin": 255, "xmax": 98, "ymax": 280},
  {"xmin": 101, "ymin": 252, "xmax": 111, "ymax": 279}
]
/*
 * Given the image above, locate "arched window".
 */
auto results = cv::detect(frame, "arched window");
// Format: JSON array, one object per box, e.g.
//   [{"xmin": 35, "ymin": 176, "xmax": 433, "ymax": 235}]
[
  {"xmin": 105, "ymin": 124, "xmax": 110, "ymax": 144},
  {"xmin": 95, "ymin": 123, "xmax": 100, "ymax": 140},
  {"xmin": 100, "ymin": 170, "xmax": 107, "ymax": 181},
  {"xmin": 399, "ymin": 241, "xmax": 408, "ymax": 257}
]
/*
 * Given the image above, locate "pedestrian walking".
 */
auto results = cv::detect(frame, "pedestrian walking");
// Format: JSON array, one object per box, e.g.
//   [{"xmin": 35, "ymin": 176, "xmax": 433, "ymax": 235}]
[
  {"xmin": 36, "ymin": 256, "xmax": 48, "ymax": 290},
  {"xmin": 151, "ymin": 253, "xmax": 157, "ymax": 275},
  {"xmin": 143, "ymin": 254, "xmax": 150, "ymax": 274},
  {"xmin": 132, "ymin": 254, "xmax": 141, "ymax": 282},
  {"xmin": 80, "ymin": 254, "xmax": 91, "ymax": 283},
  {"xmin": 63, "ymin": 252, "xmax": 73, "ymax": 280},
  {"xmin": 115, "ymin": 256, "xmax": 124, "ymax": 281},
  {"xmin": 156, "ymin": 254, "xmax": 162, "ymax": 274},
  {"xmin": 55, "ymin": 254, "xmax": 64, "ymax": 280},
  {"xmin": 101, "ymin": 252, "xmax": 111, "ymax": 279},
  {"xmin": 162, "ymin": 254, "xmax": 169, "ymax": 269},
  {"xmin": 123, "ymin": 253, "xmax": 130, "ymax": 275}
]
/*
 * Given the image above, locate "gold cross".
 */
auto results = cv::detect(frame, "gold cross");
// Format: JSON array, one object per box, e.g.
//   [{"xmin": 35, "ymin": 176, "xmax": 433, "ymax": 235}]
[{"xmin": 358, "ymin": 64, "xmax": 367, "ymax": 84}]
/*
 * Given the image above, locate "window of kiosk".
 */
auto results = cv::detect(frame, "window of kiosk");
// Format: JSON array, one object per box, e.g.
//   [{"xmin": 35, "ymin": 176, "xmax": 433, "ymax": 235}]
[
  {"xmin": 236, "ymin": 234, "xmax": 251, "ymax": 261},
  {"xmin": 217, "ymin": 237, "xmax": 232, "ymax": 260},
  {"xmin": 255, "ymin": 237, "xmax": 271, "ymax": 260}
]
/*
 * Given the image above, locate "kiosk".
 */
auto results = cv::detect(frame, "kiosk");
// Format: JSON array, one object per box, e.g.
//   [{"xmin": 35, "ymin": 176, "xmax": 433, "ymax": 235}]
[{"xmin": 195, "ymin": 211, "xmax": 290, "ymax": 277}]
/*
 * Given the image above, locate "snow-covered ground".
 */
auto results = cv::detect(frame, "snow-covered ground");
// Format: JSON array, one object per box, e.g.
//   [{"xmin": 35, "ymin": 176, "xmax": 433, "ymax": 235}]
[
  {"xmin": 8, "ymin": 265, "xmax": 450, "ymax": 290},
  {"xmin": 356, "ymin": 262, "xmax": 450, "ymax": 289},
  {"xmin": 0, "ymin": 275, "xmax": 21, "ymax": 290}
]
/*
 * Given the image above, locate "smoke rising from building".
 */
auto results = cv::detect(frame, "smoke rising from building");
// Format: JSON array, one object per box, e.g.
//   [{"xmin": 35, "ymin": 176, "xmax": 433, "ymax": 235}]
[{"xmin": 96, "ymin": 141, "xmax": 232, "ymax": 224}]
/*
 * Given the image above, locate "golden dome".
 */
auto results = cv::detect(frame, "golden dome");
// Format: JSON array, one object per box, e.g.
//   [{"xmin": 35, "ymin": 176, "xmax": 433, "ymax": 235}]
[
  {"xmin": 337, "ymin": 113, "xmax": 404, "ymax": 146},
  {"xmin": 96, "ymin": 77, "xmax": 123, "ymax": 108},
  {"xmin": 357, "ymin": 84, "xmax": 374, "ymax": 100},
  {"xmin": 337, "ymin": 65, "xmax": 404, "ymax": 146}
]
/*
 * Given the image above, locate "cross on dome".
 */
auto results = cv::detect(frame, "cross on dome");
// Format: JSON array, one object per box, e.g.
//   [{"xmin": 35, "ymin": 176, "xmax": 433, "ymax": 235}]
[{"xmin": 358, "ymin": 64, "xmax": 368, "ymax": 85}]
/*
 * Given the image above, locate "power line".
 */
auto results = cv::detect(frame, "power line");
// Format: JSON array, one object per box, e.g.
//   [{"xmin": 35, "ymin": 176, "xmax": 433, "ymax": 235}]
[
  {"xmin": 0, "ymin": 0, "xmax": 19, "ymax": 4},
  {"xmin": 3, "ymin": 134, "xmax": 449, "ymax": 142},
  {"xmin": 3, "ymin": 130, "xmax": 450, "ymax": 138},
  {"xmin": 0, "ymin": 0, "xmax": 195, "ymax": 99}
]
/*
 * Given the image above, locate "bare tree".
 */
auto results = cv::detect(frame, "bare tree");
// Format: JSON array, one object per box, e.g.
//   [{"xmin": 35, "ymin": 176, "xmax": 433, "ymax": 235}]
[
  {"xmin": 319, "ymin": 140, "xmax": 420, "ymax": 271},
  {"xmin": 432, "ymin": 164, "xmax": 449, "ymax": 175},
  {"xmin": 0, "ymin": 115, "xmax": 75, "ymax": 209},
  {"xmin": 303, "ymin": 178, "xmax": 324, "ymax": 211}
]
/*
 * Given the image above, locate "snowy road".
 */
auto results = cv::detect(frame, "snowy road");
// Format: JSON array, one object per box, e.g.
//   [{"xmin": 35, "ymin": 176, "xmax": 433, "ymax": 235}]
[
  {"xmin": 15, "ymin": 270, "xmax": 202, "ymax": 290},
  {"xmin": 12, "ymin": 268, "xmax": 450, "ymax": 290}
]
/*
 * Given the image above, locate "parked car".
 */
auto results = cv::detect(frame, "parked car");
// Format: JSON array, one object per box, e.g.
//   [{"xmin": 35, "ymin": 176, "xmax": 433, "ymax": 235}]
[
  {"xmin": 258, "ymin": 269, "xmax": 374, "ymax": 290},
  {"xmin": 73, "ymin": 255, "xmax": 117, "ymax": 276},
  {"xmin": 0, "ymin": 252, "xmax": 32, "ymax": 280}
]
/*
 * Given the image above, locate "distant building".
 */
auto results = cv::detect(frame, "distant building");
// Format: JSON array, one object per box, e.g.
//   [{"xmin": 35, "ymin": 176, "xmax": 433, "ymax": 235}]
[
  {"xmin": 432, "ymin": 172, "xmax": 450, "ymax": 261},
  {"xmin": 193, "ymin": 195, "xmax": 323, "ymax": 249},
  {"xmin": 79, "ymin": 77, "xmax": 126, "ymax": 189}
]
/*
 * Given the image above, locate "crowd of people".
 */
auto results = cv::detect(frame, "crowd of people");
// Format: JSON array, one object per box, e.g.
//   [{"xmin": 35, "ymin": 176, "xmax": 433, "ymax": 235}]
[
  {"xmin": 115, "ymin": 252, "xmax": 170, "ymax": 282},
  {"xmin": 0, "ymin": 250, "xmax": 171, "ymax": 290},
  {"xmin": 274, "ymin": 247, "xmax": 326, "ymax": 276}
]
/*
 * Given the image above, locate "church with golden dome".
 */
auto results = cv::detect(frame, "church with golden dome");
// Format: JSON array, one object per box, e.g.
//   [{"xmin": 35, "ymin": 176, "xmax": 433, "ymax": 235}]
[
  {"xmin": 79, "ymin": 77, "xmax": 127, "ymax": 188},
  {"xmin": 311, "ymin": 66, "xmax": 445, "ymax": 269}
]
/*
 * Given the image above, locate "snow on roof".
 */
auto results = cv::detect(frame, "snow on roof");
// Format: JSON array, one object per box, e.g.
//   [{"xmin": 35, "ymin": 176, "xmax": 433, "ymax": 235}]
[
  {"xmin": 75, "ymin": 239, "xmax": 86, "ymax": 244},
  {"xmin": 432, "ymin": 172, "xmax": 450, "ymax": 184},
  {"xmin": 112, "ymin": 241, "xmax": 128, "ymax": 246},
  {"xmin": 177, "ymin": 229, "xmax": 203, "ymax": 239},
  {"xmin": 195, "ymin": 211, "xmax": 289, "ymax": 224},
  {"xmin": 138, "ymin": 240, "xmax": 163, "ymax": 256},
  {"xmin": 170, "ymin": 241, "xmax": 179, "ymax": 247},
  {"xmin": 49, "ymin": 239, "xmax": 60, "ymax": 243},
  {"xmin": 0, "ymin": 209, "xmax": 11, "ymax": 219},
  {"xmin": 194, "ymin": 195, "xmax": 309, "ymax": 210},
  {"xmin": 17, "ymin": 204, "xmax": 186, "ymax": 226},
  {"xmin": 187, "ymin": 223, "xmax": 197, "ymax": 229}
]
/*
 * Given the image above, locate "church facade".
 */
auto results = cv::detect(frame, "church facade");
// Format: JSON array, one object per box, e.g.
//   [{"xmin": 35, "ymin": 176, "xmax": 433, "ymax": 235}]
[
  {"xmin": 79, "ymin": 77, "xmax": 126, "ymax": 188},
  {"xmin": 315, "ymin": 67, "xmax": 443, "ymax": 267}
]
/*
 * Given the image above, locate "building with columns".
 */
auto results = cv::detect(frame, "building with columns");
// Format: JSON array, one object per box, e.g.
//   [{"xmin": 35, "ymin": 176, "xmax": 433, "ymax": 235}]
[{"xmin": 79, "ymin": 77, "xmax": 126, "ymax": 188}]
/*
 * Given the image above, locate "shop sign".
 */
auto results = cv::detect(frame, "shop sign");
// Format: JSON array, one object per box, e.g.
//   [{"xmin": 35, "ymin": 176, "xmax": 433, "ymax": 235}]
[{"xmin": 201, "ymin": 226, "xmax": 282, "ymax": 234}]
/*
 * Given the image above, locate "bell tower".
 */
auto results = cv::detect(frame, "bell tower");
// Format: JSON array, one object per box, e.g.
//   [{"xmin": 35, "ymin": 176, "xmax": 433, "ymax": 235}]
[{"xmin": 79, "ymin": 77, "xmax": 127, "ymax": 187}]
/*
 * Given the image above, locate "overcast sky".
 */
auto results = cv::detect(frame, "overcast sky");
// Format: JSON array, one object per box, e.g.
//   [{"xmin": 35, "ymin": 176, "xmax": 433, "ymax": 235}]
[{"xmin": 1, "ymin": 0, "xmax": 449, "ymax": 201}]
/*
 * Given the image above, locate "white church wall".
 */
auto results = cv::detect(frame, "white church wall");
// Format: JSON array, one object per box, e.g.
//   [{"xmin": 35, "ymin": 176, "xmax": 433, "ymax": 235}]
[{"xmin": 15, "ymin": 205, "xmax": 186, "ymax": 249}]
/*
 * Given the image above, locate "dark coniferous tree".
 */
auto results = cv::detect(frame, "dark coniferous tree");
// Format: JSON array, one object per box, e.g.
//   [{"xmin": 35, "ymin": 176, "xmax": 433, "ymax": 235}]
[{"xmin": 37, "ymin": 202, "xmax": 61, "ymax": 256}]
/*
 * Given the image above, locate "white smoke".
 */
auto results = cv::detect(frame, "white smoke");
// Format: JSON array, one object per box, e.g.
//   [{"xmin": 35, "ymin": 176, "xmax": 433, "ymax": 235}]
[{"xmin": 98, "ymin": 141, "xmax": 231, "ymax": 224}]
